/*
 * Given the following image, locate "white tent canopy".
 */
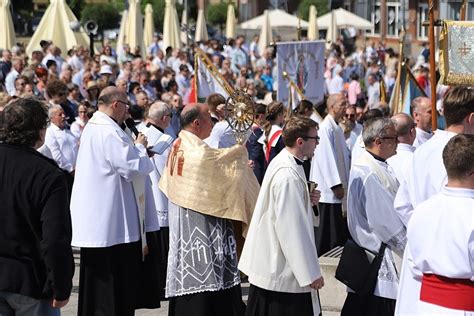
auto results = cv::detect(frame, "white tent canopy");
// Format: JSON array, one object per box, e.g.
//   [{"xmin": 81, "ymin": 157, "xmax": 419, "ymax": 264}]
[
  {"xmin": 239, "ymin": 9, "xmax": 309, "ymax": 30},
  {"xmin": 316, "ymin": 8, "xmax": 373, "ymax": 30},
  {"xmin": 26, "ymin": 0, "xmax": 90, "ymax": 58}
]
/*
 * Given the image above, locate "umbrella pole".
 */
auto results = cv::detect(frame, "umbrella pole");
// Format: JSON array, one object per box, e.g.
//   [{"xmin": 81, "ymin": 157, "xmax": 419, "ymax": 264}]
[{"xmin": 89, "ymin": 33, "xmax": 95, "ymax": 58}]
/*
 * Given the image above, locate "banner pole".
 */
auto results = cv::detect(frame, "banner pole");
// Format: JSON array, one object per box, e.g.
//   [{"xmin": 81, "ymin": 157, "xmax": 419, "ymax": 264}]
[{"xmin": 428, "ymin": 0, "xmax": 438, "ymax": 131}]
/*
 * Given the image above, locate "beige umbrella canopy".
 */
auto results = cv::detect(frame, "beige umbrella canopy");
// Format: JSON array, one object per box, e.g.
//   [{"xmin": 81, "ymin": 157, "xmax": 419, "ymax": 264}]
[
  {"xmin": 126, "ymin": 0, "xmax": 145, "ymax": 57},
  {"xmin": 116, "ymin": 9, "xmax": 128, "ymax": 56},
  {"xmin": 317, "ymin": 8, "xmax": 373, "ymax": 30},
  {"xmin": 225, "ymin": 4, "xmax": 236, "ymax": 39},
  {"xmin": 180, "ymin": 8, "xmax": 188, "ymax": 45},
  {"xmin": 258, "ymin": 10, "xmax": 273, "ymax": 56},
  {"xmin": 307, "ymin": 5, "xmax": 319, "ymax": 40},
  {"xmin": 163, "ymin": 0, "xmax": 182, "ymax": 49},
  {"xmin": 326, "ymin": 10, "xmax": 337, "ymax": 49},
  {"xmin": 26, "ymin": 0, "xmax": 89, "ymax": 58},
  {"xmin": 143, "ymin": 3, "xmax": 154, "ymax": 51},
  {"xmin": 0, "ymin": 0, "xmax": 16, "ymax": 50},
  {"xmin": 195, "ymin": 9, "xmax": 208, "ymax": 42},
  {"xmin": 240, "ymin": 9, "xmax": 309, "ymax": 29}
]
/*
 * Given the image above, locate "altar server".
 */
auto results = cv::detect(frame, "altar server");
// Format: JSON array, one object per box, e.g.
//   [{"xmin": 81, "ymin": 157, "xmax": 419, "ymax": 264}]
[
  {"xmin": 387, "ymin": 113, "xmax": 416, "ymax": 184},
  {"xmin": 70, "ymin": 87, "xmax": 160, "ymax": 316},
  {"xmin": 310, "ymin": 93, "xmax": 350, "ymax": 255},
  {"xmin": 239, "ymin": 116, "xmax": 324, "ymax": 316},
  {"xmin": 394, "ymin": 86, "xmax": 474, "ymax": 226},
  {"xmin": 396, "ymin": 134, "xmax": 474, "ymax": 315},
  {"xmin": 343, "ymin": 117, "xmax": 406, "ymax": 315}
]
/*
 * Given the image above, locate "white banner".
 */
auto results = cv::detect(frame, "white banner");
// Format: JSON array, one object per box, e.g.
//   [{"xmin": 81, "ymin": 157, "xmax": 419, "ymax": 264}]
[
  {"xmin": 196, "ymin": 53, "xmax": 230, "ymax": 101},
  {"xmin": 277, "ymin": 41, "xmax": 325, "ymax": 106}
]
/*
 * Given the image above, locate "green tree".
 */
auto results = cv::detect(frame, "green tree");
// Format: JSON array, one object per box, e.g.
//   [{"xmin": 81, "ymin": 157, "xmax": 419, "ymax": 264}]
[
  {"xmin": 81, "ymin": 3, "xmax": 121, "ymax": 37},
  {"xmin": 206, "ymin": 3, "xmax": 228, "ymax": 34},
  {"xmin": 298, "ymin": 0, "xmax": 328, "ymax": 20}
]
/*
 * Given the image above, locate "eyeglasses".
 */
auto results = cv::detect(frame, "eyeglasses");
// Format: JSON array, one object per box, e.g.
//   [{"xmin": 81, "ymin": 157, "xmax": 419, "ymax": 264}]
[
  {"xmin": 116, "ymin": 100, "xmax": 131, "ymax": 108},
  {"xmin": 345, "ymin": 114, "xmax": 355, "ymax": 118},
  {"xmin": 303, "ymin": 135, "xmax": 320, "ymax": 141}
]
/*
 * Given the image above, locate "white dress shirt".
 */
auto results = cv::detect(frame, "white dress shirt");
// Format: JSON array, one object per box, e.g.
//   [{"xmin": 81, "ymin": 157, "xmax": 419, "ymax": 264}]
[{"xmin": 44, "ymin": 123, "xmax": 79, "ymax": 172}]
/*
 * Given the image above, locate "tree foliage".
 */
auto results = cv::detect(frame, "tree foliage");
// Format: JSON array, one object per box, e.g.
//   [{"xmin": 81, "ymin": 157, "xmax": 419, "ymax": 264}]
[
  {"xmin": 81, "ymin": 3, "xmax": 121, "ymax": 32},
  {"xmin": 298, "ymin": 0, "xmax": 328, "ymax": 20},
  {"xmin": 206, "ymin": 3, "xmax": 228, "ymax": 28}
]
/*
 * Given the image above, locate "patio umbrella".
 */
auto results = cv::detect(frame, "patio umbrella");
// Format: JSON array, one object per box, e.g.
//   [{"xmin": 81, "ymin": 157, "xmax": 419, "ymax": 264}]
[
  {"xmin": 195, "ymin": 9, "xmax": 208, "ymax": 42},
  {"xmin": 0, "ymin": 0, "xmax": 16, "ymax": 50},
  {"xmin": 317, "ymin": 8, "xmax": 373, "ymax": 30},
  {"xmin": 307, "ymin": 5, "xmax": 319, "ymax": 40},
  {"xmin": 126, "ymin": 0, "xmax": 145, "ymax": 58},
  {"xmin": 26, "ymin": 0, "xmax": 89, "ymax": 58},
  {"xmin": 325, "ymin": 10, "xmax": 337, "ymax": 49},
  {"xmin": 180, "ymin": 8, "xmax": 188, "ymax": 44},
  {"xmin": 116, "ymin": 9, "xmax": 128, "ymax": 56},
  {"xmin": 258, "ymin": 10, "xmax": 273, "ymax": 56},
  {"xmin": 163, "ymin": 0, "xmax": 182, "ymax": 49},
  {"xmin": 143, "ymin": 3, "xmax": 155, "ymax": 52},
  {"xmin": 240, "ymin": 9, "xmax": 309, "ymax": 29},
  {"xmin": 225, "ymin": 4, "xmax": 236, "ymax": 39}
]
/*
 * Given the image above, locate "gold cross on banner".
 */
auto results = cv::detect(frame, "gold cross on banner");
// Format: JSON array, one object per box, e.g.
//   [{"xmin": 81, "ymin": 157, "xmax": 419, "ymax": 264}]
[{"xmin": 458, "ymin": 42, "xmax": 471, "ymax": 57}]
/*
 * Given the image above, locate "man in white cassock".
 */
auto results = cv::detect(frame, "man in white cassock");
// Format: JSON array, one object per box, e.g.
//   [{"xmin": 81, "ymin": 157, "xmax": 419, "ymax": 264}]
[
  {"xmin": 239, "ymin": 116, "xmax": 324, "ymax": 316},
  {"xmin": 70, "ymin": 87, "xmax": 161, "ymax": 316},
  {"xmin": 410, "ymin": 97, "xmax": 433, "ymax": 148},
  {"xmin": 387, "ymin": 113, "xmax": 416, "ymax": 184},
  {"xmin": 138, "ymin": 101, "xmax": 173, "ymax": 300},
  {"xmin": 394, "ymin": 86, "xmax": 474, "ymax": 227},
  {"xmin": 396, "ymin": 134, "xmax": 474, "ymax": 315},
  {"xmin": 342, "ymin": 117, "xmax": 406, "ymax": 316},
  {"xmin": 350, "ymin": 109, "xmax": 384, "ymax": 166},
  {"xmin": 394, "ymin": 87, "xmax": 474, "ymax": 315},
  {"xmin": 158, "ymin": 103, "xmax": 259, "ymax": 316},
  {"xmin": 310, "ymin": 93, "xmax": 350, "ymax": 255}
]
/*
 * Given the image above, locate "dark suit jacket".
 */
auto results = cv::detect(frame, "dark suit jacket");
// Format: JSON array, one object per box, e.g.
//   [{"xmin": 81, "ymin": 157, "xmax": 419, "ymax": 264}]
[{"xmin": 0, "ymin": 143, "xmax": 74, "ymax": 300}]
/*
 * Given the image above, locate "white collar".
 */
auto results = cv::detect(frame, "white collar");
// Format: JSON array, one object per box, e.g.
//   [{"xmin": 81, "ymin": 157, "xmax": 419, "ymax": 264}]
[
  {"xmin": 441, "ymin": 186, "xmax": 474, "ymax": 199},
  {"xmin": 396, "ymin": 143, "xmax": 415, "ymax": 153}
]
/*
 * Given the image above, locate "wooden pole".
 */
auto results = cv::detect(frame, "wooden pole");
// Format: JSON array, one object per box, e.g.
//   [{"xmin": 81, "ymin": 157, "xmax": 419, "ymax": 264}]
[
  {"xmin": 428, "ymin": 0, "xmax": 438, "ymax": 131},
  {"xmin": 460, "ymin": 0, "xmax": 468, "ymax": 21}
]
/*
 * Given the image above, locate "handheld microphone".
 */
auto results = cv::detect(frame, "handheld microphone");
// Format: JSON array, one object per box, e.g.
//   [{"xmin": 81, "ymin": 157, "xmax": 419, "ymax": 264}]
[{"xmin": 124, "ymin": 118, "xmax": 139, "ymax": 137}]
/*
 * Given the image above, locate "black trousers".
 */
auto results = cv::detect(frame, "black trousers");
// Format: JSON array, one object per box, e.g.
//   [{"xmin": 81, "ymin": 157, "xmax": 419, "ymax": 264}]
[
  {"xmin": 315, "ymin": 202, "xmax": 349, "ymax": 256},
  {"xmin": 341, "ymin": 292, "xmax": 396, "ymax": 316},
  {"xmin": 245, "ymin": 284, "xmax": 315, "ymax": 316},
  {"xmin": 78, "ymin": 234, "xmax": 161, "ymax": 316},
  {"xmin": 168, "ymin": 285, "xmax": 245, "ymax": 316}
]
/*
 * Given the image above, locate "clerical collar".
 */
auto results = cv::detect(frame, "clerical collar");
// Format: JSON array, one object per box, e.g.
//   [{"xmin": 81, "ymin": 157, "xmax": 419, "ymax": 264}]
[
  {"xmin": 146, "ymin": 122, "xmax": 164, "ymax": 133},
  {"xmin": 109, "ymin": 117, "xmax": 126, "ymax": 130},
  {"xmin": 293, "ymin": 156, "xmax": 304, "ymax": 165},
  {"xmin": 366, "ymin": 150, "xmax": 386, "ymax": 163}
]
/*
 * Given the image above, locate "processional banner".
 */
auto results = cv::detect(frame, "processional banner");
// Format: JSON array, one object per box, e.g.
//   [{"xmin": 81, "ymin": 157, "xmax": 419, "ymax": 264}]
[
  {"xmin": 276, "ymin": 41, "xmax": 325, "ymax": 106},
  {"xmin": 439, "ymin": 20, "xmax": 474, "ymax": 86}
]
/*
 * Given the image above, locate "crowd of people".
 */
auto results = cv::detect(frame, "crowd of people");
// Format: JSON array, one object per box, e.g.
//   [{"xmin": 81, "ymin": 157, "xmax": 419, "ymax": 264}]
[{"xmin": 0, "ymin": 30, "xmax": 473, "ymax": 316}]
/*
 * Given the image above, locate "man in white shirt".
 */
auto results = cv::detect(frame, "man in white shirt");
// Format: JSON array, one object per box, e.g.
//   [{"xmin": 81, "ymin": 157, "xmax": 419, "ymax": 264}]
[
  {"xmin": 45, "ymin": 106, "xmax": 79, "ymax": 174},
  {"xmin": 42, "ymin": 45, "xmax": 64, "ymax": 75},
  {"xmin": 70, "ymin": 87, "xmax": 160, "ymax": 316},
  {"xmin": 175, "ymin": 64, "xmax": 191, "ymax": 98},
  {"xmin": 327, "ymin": 65, "xmax": 344, "ymax": 94},
  {"xmin": 239, "ymin": 116, "xmax": 324, "ymax": 316},
  {"xmin": 394, "ymin": 86, "xmax": 474, "ymax": 227},
  {"xmin": 366, "ymin": 74, "xmax": 380, "ymax": 109},
  {"xmin": 396, "ymin": 134, "xmax": 474, "ymax": 315},
  {"xmin": 343, "ymin": 117, "xmax": 406, "ymax": 316},
  {"xmin": 310, "ymin": 93, "xmax": 351, "ymax": 255},
  {"xmin": 5, "ymin": 57, "xmax": 24, "ymax": 96},
  {"xmin": 387, "ymin": 113, "xmax": 416, "ymax": 184},
  {"xmin": 204, "ymin": 93, "xmax": 236, "ymax": 149},
  {"xmin": 410, "ymin": 97, "xmax": 432, "ymax": 148}
]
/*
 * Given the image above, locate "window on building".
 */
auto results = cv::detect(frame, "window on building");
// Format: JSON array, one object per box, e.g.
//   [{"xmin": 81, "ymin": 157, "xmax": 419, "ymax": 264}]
[
  {"xmin": 370, "ymin": 3, "xmax": 381, "ymax": 35},
  {"xmin": 417, "ymin": 3, "xmax": 428, "ymax": 40},
  {"xmin": 447, "ymin": 2, "xmax": 462, "ymax": 20},
  {"xmin": 387, "ymin": 2, "xmax": 401, "ymax": 37}
]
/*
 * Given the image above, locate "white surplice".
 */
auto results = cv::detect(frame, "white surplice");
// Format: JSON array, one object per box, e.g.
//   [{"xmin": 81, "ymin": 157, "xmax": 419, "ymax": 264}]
[
  {"xmin": 387, "ymin": 143, "xmax": 415, "ymax": 185},
  {"xmin": 204, "ymin": 120, "xmax": 237, "ymax": 149},
  {"xmin": 239, "ymin": 149, "xmax": 321, "ymax": 315},
  {"xmin": 310, "ymin": 114, "xmax": 350, "ymax": 204},
  {"xmin": 350, "ymin": 134, "xmax": 365, "ymax": 168},
  {"xmin": 394, "ymin": 130, "xmax": 457, "ymax": 226},
  {"xmin": 44, "ymin": 123, "xmax": 79, "ymax": 172},
  {"xmin": 413, "ymin": 127, "xmax": 432, "ymax": 148},
  {"xmin": 395, "ymin": 187, "xmax": 474, "ymax": 315},
  {"xmin": 347, "ymin": 151, "xmax": 406, "ymax": 299},
  {"xmin": 70, "ymin": 111, "xmax": 158, "ymax": 248}
]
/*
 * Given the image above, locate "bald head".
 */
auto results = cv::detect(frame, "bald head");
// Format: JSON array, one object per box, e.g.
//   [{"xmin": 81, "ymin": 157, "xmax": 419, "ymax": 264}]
[
  {"xmin": 327, "ymin": 93, "xmax": 348, "ymax": 121},
  {"xmin": 97, "ymin": 86, "xmax": 129, "ymax": 124},
  {"xmin": 392, "ymin": 112, "xmax": 416, "ymax": 145},
  {"xmin": 180, "ymin": 103, "xmax": 213, "ymax": 139}
]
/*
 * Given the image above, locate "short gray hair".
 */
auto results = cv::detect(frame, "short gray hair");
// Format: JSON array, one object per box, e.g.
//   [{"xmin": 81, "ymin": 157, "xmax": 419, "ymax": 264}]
[
  {"xmin": 48, "ymin": 104, "xmax": 63, "ymax": 119},
  {"xmin": 147, "ymin": 101, "xmax": 170, "ymax": 120},
  {"xmin": 362, "ymin": 117, "xmax": 395, "ymax": 147}
]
